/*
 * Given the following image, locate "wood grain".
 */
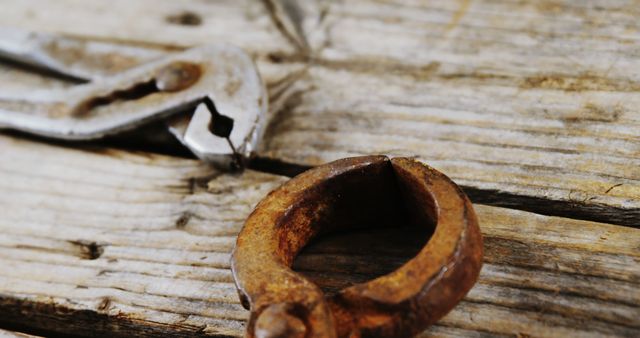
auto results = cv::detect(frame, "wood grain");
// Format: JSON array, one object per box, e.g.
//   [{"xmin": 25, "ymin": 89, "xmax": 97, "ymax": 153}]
[
  {"xmin": 0, "ymin": 1, "xmax": 638, "ymax": 336},
  {"xmin": 257, "ymin": 0, "xmax": 640, "ymax": 226},
  {"xmin": 0, "ymin": 0, "xmax": 637, "ymax": 225},
  {"xmin": 0, "ymin": 135, "xmax": 637, "ymax": 337},
  {"xmin": 0, "ymin": 0, "xmax": 293, "ymax": 54}
]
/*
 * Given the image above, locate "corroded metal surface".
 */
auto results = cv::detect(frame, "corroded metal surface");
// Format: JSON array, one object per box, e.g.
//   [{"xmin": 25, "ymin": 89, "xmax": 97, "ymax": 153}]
[{"xmin": 232, "ymin": 156, "xmax": 484, "ymax": 338}]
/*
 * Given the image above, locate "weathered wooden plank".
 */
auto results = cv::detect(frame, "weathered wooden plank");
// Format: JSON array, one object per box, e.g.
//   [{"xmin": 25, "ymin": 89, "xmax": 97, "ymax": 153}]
[
  {"xmin": 0, "ymin": 135, "xmax": 638, "ymax": 337},
  {"xmin": 257, "ymin": 0, "xmax": 640, "ymax": 226},
  {"xmin": 0, "ymin": 0, "xmax": 293, "ymax": 54},
  {"xmin": 0, "ymin": 0, "xmax": 638, "ymax": 225},
  {"xmin": 0, "ymin": 1, "xmax": 638, "ymax": 336}
]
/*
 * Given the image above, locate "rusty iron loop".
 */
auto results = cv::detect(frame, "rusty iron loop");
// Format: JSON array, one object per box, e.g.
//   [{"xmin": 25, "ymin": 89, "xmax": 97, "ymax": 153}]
[{"xmin": 231, "ymin": 156, "xmax": 483, "ymax": 338}]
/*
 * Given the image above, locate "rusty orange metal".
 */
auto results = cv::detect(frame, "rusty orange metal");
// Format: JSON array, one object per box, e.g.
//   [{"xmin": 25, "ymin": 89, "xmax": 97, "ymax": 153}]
[{"xmin": 232, "ymin": 156, "xmax": 483, "ymax": 338}]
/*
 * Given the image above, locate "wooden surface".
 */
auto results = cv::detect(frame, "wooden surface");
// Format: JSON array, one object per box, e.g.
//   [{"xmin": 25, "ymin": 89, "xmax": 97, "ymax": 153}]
[
  {"xmin": 1, "ymin": 0, "xmax": 637, "ymax": 225},
  {"xmin": 0, "ymin": 0, "xmax": 638, "ymax": 337},
  {"xmin": 257, "ymin": 0, "xmax": 640, "ymax": 226},
  {"xmin": 0, "ymin": 136, "xmax": 638, "ymax": 337}
]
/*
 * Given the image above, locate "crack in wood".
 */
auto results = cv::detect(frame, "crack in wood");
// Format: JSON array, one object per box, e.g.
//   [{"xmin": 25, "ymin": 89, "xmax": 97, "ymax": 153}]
[{"xmin": 261, "ymin": 0, "xmax": 310, "ymax": 54}]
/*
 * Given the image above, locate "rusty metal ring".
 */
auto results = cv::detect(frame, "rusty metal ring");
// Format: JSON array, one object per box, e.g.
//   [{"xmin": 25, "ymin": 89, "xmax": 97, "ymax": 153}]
[{"xmin": 232, "ymin": 156, "xmax": 483, "ymax": 338}]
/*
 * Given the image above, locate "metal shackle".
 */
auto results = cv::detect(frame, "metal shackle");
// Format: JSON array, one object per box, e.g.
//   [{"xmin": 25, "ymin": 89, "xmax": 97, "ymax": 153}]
[{"xmin": 232, "ymin": 156, "xmax": 483, "ymax": 338}]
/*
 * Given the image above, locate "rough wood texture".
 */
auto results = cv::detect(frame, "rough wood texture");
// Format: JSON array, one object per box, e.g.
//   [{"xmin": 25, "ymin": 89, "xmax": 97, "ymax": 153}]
[
  {"xmin": 0, "ymin": 136, "xmax": 638, "ymax": 337},
  {"xmin": 0, "ymin": 0, "xmax": 293, "ymax": 54},
  {"xmin": 0, "ymin": 0, "xmax": 639, "ymax": 337},
  {"xmin": 257, "ymin": 0, "xmax": 640, "ymax": 226},
  {"xmin": 0, "ymin": 0, "xmax": 638, "ymax": 226}
]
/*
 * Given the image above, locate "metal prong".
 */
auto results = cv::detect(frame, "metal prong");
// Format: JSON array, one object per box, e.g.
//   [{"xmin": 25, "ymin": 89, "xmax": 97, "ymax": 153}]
[{"xmin": 168, "ymin": 102, "xmax": 239, "ymax": 170}]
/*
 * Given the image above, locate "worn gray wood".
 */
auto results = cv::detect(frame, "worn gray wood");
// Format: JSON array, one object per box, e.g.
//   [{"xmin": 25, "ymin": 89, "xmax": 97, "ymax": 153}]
[
  {"xmin": 0, "ymin": 0, "xmax": 639, "ymax": 337},
  {"xmin": 257, "ymin": 0, "xmax": 640, "ymax": 226},
  {"xmin": 0, "ymin": 0, "xmax": 638, "ymax": 225},
  {"xmin": 0, "ymin": 135, "xmax": 638, "ymax": 337}
]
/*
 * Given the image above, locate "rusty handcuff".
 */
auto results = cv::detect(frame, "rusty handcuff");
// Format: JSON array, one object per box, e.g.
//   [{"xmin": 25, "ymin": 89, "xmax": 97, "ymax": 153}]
[{"xmin": 232, "ymin": 156, "xmax": 483, "ymax": 338}]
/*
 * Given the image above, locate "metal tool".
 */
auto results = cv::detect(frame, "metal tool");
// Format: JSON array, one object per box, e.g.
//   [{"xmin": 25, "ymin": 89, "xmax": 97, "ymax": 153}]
[
  {"xmin": 0, "ymin": 29, "xmax": 268, "ymax": 169},
  {"xmin": 232, "ymin": 156, "xmax": 483, "ymax": 338}
]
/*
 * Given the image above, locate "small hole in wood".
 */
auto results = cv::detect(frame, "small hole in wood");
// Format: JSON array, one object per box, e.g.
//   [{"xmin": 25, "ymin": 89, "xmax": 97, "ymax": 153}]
[
  {"xmin": 166, "ymin": 11, "xmax": 203, "ymax": 26},
  {"xmin": 69, "ymin": 240, "xmax": 105, "ymax": 260}
]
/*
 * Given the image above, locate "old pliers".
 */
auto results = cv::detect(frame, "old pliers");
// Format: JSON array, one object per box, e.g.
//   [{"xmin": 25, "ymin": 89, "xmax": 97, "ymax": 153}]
[{"xmin": 0, "ymin": 29, "xmax": 267, "ymax": 169}]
